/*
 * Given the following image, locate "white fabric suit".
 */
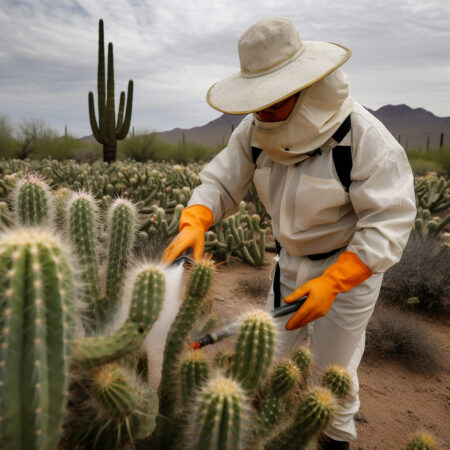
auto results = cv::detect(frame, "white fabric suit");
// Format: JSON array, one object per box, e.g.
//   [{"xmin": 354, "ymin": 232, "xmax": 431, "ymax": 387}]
[{"xmin": 188, "ymin": 70, "xmax": 417, "ymax": 441}]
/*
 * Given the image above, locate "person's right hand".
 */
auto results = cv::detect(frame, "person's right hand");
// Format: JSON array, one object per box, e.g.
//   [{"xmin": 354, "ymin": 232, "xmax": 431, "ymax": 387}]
[{"xmin": 161, "ymin": 205, "xmax": 214, "ymax": 264}]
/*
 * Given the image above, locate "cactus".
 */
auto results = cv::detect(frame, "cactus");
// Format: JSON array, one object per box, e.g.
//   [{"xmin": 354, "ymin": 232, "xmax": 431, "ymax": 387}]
[
  {"xmin": 405, "ymin": 432, "xmax": 439, "ymax": 449},
  {"xmin": 188, "ymin": 375, "xmax": 249, "ymax": 450},
  {"xmin": 154, "ymin": 259, "xmax": 214, "ymax": 449},
  {"xmin": 54, "ymin": 187, "xmax": 72, "ymax": 232},
  {"xmin": 264, "ymin": 386, "xmax": 336, "ymax": 450},
  {"xmin": 67, "ymin": 191, "xmax": 101, "ymax": 330},
  {"xmin": 322, "ymin": 365, "xmax": 352, "ymax": 400},
  {"xmin": 230, "ymin": 310, "xmax": 276, "ymax": 391},
  {"xmin": 66, "ymin": 364, "xmax": 159, "ymax": 449},
  {"xmin": 13, "ymin": 174, "xmax": 52, "ymax": 226},
  {"xmin": 269, "ymin": 359, "xmax": 301, "ymax": 397},
  {"xmin": 415, "ymin": 175, "xmax": 450, "ymax": 214},
  {"xmin": 104, "ymin": 198, "xmax": 138, "ymax": 319},
  {"xmin": 292, "ymin": 345, "xmax": 312, "ymax": 381},
  {"xmin": 88, "ymin": 19, "xmax": 133, "ymax": 163},
  {"xmin": 180, "ymin": 350, "xmax": 210, "ymax": 407},
  {"xmin": 0, "ymin": 228, "xmax": 77, "ymax": 450},
  {"xmin": 255, "ymin": 394, "xmax": 284, "ymax": 438},
  {"xmin": 74, "ymin": 264, "xmax": 164, "ymax": 367}
]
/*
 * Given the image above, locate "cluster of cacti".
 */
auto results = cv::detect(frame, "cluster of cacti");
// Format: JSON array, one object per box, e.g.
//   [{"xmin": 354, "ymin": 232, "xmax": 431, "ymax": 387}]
[
  {"xmin": 415, "ymin": 174, "xmax": 449, "ymax": 213},
  {"xmin": 413, "ymin": 207, "xmax": 450, "ymax": 239},
  {"xmin": 88, "ymin": 19, "xmax": 133, "ymax": 163},
  {"xmin": 205, "ymin": 201, "xmax": 270, "ymax": 266}
]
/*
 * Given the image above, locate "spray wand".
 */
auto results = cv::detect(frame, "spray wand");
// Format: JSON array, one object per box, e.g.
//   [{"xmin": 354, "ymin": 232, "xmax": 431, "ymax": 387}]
[{"xmin": 191, "ymin": 295, "xmax": 307, "ymax": 350}]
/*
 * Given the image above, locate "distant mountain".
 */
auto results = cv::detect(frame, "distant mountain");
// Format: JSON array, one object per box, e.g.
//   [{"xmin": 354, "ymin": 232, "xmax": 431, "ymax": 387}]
[{"xmin": 156, "ymin": 104, "xmax": 450, "ymax": 151}]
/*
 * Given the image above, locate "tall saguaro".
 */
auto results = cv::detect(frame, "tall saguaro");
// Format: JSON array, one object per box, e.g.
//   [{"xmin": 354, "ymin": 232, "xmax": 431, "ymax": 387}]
[{"xmin": 88, "ymin": 19, "xmax": 133, "ymax": 162}]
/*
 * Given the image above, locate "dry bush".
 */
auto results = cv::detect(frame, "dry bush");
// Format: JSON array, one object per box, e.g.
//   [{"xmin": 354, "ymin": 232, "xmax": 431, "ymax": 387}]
[
  {"xmin": 380, "ymin": 236, "xmax": 450, "ymax": 315},
  {"xmin": 238, "ymin": 274, "xmax": 272, "ymax": 298},
  {"xmin": 366, "ymin": 304, "xmax": 445, "ymax": 373}
]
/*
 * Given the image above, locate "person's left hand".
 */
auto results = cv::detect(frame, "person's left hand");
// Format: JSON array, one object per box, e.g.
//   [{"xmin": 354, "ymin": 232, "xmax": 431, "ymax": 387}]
[{"xmin": 283, "ymin": 251, "xmax": 372, "ymax": 330}]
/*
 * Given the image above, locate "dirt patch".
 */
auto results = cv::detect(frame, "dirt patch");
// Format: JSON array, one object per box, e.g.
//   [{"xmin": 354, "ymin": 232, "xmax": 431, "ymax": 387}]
[{"xmin": 203, "ymin": 257, "xmax": 450, "ymax": 449}]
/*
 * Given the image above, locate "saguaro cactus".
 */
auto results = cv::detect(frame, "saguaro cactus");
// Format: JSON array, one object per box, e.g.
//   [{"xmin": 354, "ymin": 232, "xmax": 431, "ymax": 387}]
[
  {"xmin": 88, "ymin": 19, "xmax": 133, "ymax": 162},
  {"xmin": 0, "ymin": 228, "xmax": 77, "ymax": 450}
]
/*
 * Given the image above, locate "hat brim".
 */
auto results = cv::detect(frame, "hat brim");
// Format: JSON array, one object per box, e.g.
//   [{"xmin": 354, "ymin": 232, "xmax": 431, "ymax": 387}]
[{"xmin": 206, "ymin": 41, "xmax": 351, "ymax": 114}]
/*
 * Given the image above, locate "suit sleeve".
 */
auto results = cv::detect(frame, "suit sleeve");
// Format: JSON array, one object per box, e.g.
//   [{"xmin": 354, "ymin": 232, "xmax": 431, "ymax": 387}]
[
  {"xmin": 346, "ymin": 116, "xmax": 417, "ymax": 273},
  {"xmin": 188, "ymin": 116, "xmax": 255, "ymax": 224}
]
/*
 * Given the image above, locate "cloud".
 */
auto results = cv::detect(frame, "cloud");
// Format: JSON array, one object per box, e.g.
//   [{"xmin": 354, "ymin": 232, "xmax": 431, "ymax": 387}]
[{"xmin": 0, "ymin": 0, "xmax": 449, "ymax": 136}]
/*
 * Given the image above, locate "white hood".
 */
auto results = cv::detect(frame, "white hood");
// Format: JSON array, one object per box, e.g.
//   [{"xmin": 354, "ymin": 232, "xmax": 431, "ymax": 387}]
[{"xmin": 251, "ymin": 69, "xmax": 354, "ymax": 165}]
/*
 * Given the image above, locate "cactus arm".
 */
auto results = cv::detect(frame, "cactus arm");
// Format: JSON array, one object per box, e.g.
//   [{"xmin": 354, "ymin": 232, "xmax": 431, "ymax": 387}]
[
  {"xmin": 117, "ymin": 80, "xmax": 134, "ymax": 140},
  {"xmin": 88, "ymin": 91, "xmax": 104, "ymax": 143},
  {"xmin": 116, "ymin": 91, "xmax": 125, "ymax": 131},
  {"xmin": 74, "ymin": 267, "xmax": 164, "ymax": 368}
]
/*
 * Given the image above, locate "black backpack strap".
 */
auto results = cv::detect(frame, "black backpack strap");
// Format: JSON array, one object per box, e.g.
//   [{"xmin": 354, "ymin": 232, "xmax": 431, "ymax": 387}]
[
  {"xmin": 273, "ymin": 240, "xmax": 282, "ymax": 309},
  {"xmin": 251, "ymin": 146, "xmax": 263, "ymax": 164},
  {"xmin": 331, "ymin": 116, "xmax": 353, "ymax": 192}
]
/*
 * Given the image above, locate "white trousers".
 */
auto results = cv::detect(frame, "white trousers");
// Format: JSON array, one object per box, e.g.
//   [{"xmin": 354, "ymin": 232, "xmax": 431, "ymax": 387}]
[{"xmin": 265, "ymin": 249, "xmax": 383, "ymax": 442}]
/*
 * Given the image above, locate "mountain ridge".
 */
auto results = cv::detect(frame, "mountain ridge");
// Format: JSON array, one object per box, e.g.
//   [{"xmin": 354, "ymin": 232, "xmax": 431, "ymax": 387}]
[{"xmin": 154, "ymin": 104, "xmax": 449, "ymax": 151}]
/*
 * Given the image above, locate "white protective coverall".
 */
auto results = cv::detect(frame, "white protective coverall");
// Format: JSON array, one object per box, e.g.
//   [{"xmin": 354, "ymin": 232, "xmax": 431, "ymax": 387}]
[{"xmin": 188, "ymin": 69, "xmax": 417, "ymax": 441}]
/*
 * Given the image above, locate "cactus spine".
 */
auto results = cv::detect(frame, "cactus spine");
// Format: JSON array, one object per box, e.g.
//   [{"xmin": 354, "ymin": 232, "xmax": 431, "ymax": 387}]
[
  {"xmin": 269, "ymin": 359, "xmax": 301, "ymax": 397},
  {"xmin": 265, "ymin": 386, "xmax": 336, "ymax": 450},
  {"xmin": 0, "ymin": 229, "xmax": 76, "ymax": 450},
  {"xmin": 88, "ymin": 19, "xmax": 133, "ymax": 162},
  {"xmin": 230, "ymin": 310, "xmax": 276, "ymax": 391},
  {"xmin": 189, "ymin": 375, "xmax": 248, "ymax": 450},
  {"xmin": 13, "ymin": 175, "xmax": 52, "ymax": 226},
  {"xmin": 322, "ymin": 365, "xmax": 352, "ymax": 400},
  {"xmin": 73, "ymin": 265, "xmax": 164, "ymax": 367},
  {"xmin": 104, "ymin": 198, "xmax": 137, "ymax": 318}
]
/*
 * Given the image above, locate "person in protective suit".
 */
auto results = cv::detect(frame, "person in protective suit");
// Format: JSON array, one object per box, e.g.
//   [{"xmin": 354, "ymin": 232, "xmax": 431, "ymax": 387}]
[{"xmin": 162, "ymin": 17, "xmax": 417, "ymax": 449}]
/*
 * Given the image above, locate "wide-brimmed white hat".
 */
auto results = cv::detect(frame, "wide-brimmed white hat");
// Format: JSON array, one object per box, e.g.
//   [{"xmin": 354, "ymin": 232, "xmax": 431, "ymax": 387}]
[{"xmin": 206, "ymin": 17, "xmax": 351, "ymax": 114}]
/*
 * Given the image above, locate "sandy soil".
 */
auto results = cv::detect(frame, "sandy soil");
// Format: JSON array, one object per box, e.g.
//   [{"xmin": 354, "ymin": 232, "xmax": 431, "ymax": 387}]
[{"xmin": 204, "ymin": 257, "xmax": 450, "ymax": 450}]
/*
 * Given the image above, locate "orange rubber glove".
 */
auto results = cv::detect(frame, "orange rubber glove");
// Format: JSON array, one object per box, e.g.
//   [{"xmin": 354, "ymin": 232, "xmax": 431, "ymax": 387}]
[
  {"xmin": 161, "ymin": 204, "xmax": 213, "ymax": 264},
  {"xmin": 284, "ymin": 251, "xmax": 372, "ymax": 330}
]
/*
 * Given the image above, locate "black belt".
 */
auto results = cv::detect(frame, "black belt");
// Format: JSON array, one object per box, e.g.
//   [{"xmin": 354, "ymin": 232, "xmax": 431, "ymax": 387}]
[{"xmin": 273, "ymin": 242, "xmax": 343, "ymax": 309}]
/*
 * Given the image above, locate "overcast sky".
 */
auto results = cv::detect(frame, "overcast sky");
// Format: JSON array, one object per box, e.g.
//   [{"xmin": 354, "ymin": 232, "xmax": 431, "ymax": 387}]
[{"xmin": 1, "ymin": 0, "xmax": 449, "ymax": 137}]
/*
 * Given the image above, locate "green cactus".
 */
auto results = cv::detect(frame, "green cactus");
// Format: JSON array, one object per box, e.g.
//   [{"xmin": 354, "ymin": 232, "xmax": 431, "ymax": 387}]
[
  {"xmin": 0, "ymin": 229, "xmax": 77, "ymax": 450},
  {"xmin": 292, "ymin": 345, "xmax": 312, "ymax": 381},
  {"xmin": 66, "ymin": 363, "xmax": 158, "ymax": 449},
  {"xmin": 67, "ymin": 191, "xmax": 101, "ymax": 330},
  {"xmin": 73, "ymin": 264, "xmax": 164, "ymax": 368},
  {"xmin": 405, "ymin": 432, "xmax": 439, "ymax": 449},
  {"xmin": 54, "ymin": 187, "xmax": 72, "ymax": 232},
  {"xmin": 88, "ymin": 19, "xmax": 133, "ymax": 163},
  {"xmin": 264, "ymin": 386, "xmax": 336, "ymax": 450},
  {"xmin": 13, "ymin": 174, "xmax": 52, "ymax": 226},
  {"xmin": 322, "ymin": 365, "xmax": 352, "ymax": 400},
  {"xmin": 230, "ymin": 310, "xmax": 276, "ymax": 391},
  {"xmin": 154, "ymin": 259, "xmax": 214, "ymax": 449},
  {"xmin": 104, "ymin": 198, "xmax": 138, "ymax": 319},
  {"xmin": 269, "ymin": 359, "xmax": 301, "ymax": 397},
  {"xmin": 254, "ymin": 394, "xmax": 284, "ymax": 438},
  {"xmin": 188, "ymin": 375, "xmax": 248, "ymax": 450},
  {"xmin": 180, "ymin": 350, "xmax": 210, "ymax": 407}
]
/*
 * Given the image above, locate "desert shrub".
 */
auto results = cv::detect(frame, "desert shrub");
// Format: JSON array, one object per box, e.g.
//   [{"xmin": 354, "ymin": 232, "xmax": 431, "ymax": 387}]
[
  {"xmin": 407, "ymin": 148, "xmax": 450, "ymax": 177},
  {"xmin": 380, "ymin": 236, "xmax": 450, "ymax": 315},
  {"xmin": 238, "ymin": 273, "xmax": 272, "ymax": 298},
  {"xmin": 366, "ymin": 305, "xmax": 445, "ymax": 373},
  {"xmin": 118, "ymin": 133, "xmax": 219, "ymax": 163}
]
